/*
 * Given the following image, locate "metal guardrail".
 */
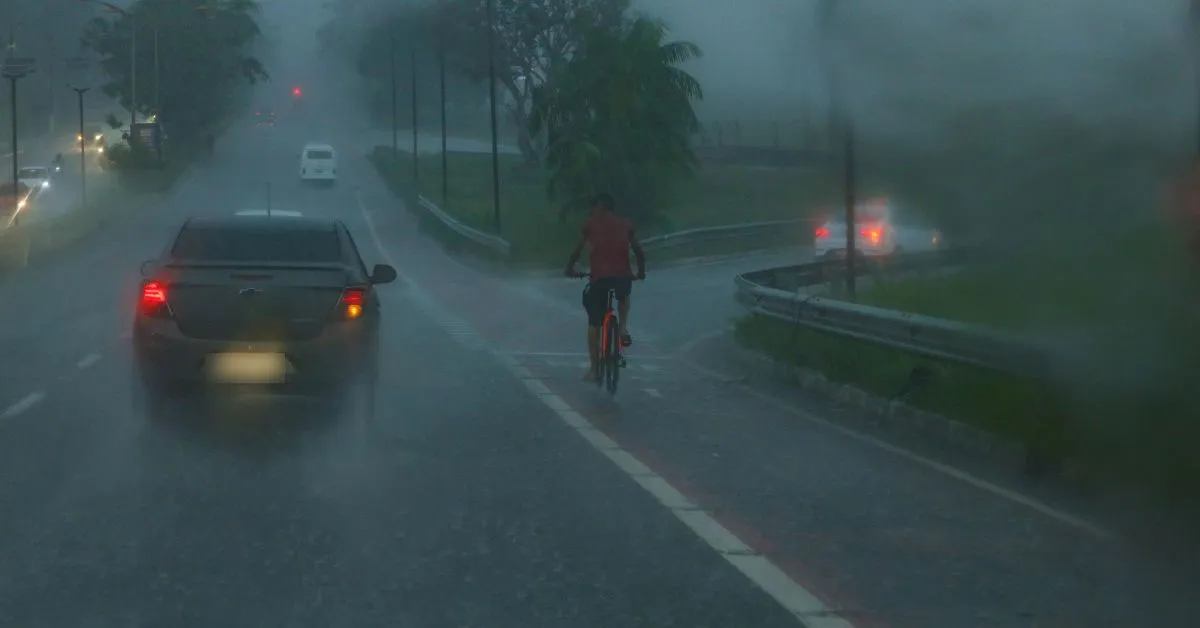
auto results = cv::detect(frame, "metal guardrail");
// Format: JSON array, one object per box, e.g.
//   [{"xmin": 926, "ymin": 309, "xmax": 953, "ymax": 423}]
[
  {"xmin": 416, "ymin": 194, "xmax": 512, "ymax": 256},
  {"xmin": 640, "ymin": 219, "xmax": 808, "ymax": 251},
  {"xmin": 734, "ymin": 248, "xmax": 1048, "ymax": 377},
  {"xmin": 415, "ymin": 194, "xmax": 810, "ymax": 259}
]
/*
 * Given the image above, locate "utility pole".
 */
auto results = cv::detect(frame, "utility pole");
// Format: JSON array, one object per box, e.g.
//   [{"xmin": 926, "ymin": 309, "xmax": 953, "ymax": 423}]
[
  {"xmin": 153, "ymin": 28, "xmax": 159, "ymax": 114},
  {"xmin": 130, "ymin": 25, "xmax": 137, "ymax": 128},
  {"xmin": 439, "ymin": 33, "xmax": 448, "ymax": 206},
  {"xmin": 485, "ymin": 0, "xmax": 501, "ymax": 234},
  {"xmin": 411, "ymin": 48, "xmax": 418, "ymax": 186},
  {"xmin": 390, "ymin": 36, "xmax": 397, "ymax": 159},
  {"xmin": 71, "ymin": 86, "xmax": 89, "ymax": 208},
  {"xmin": 818, "ymin": 0, "xmax": 855, "ymax": 299},
  {"xmin": 2, "ymin": 56, "xmax": 35, "ymax": 221}
]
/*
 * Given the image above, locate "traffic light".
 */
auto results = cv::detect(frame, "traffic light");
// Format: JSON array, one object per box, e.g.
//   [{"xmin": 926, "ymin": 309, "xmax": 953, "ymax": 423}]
[{"xmin": 292, "ymin": 86, "xmax": 302, "ymax": 97}]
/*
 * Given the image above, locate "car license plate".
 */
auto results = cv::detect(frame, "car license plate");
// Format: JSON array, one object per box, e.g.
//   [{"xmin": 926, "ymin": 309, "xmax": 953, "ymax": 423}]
[{"xmin": 207, "ymin": 352, "xmax": 286, "ymax": 384}]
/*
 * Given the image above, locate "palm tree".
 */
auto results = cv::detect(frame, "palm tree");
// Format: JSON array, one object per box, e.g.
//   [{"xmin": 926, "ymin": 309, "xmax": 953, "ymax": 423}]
[{"xmin": 529, "ymin": 16, "xmax": 702, "ymax": 223}]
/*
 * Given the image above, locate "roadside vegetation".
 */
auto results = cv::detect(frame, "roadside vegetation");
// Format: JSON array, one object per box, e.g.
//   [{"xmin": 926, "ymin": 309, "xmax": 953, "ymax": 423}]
[
  {"xmin": 737, "ymin": 213, "xmax": 1200, "ymax": 501},
  {"xmin": 342, "ymin": 0, "xmax": 839, "ymax": 264},
  {"xmin": 81, "ymin": 0, "xmax": 267, "ymax": 189}
]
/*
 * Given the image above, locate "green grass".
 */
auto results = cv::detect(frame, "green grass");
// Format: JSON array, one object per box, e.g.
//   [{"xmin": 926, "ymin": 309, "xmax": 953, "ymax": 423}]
[
  {"xmin": 367, "ymin": 146, "xmax": 894, "ymax": 265},
  {"xmin": 735, "ymin": 223, "xmax": 1200, "ymax": 501}
]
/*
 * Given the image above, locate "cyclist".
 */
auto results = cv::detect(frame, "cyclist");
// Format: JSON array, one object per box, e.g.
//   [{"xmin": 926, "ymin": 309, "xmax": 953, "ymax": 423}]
[{"xmin": 564, "ymin": 192, "xmax": 646, "ymax": 382}]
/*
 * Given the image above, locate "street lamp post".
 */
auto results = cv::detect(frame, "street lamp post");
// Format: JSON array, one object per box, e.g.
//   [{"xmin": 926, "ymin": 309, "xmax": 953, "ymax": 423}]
[
  {"xmin": 2, "ymin": 57, "xmax": 34, "ymax": 220},
  {"xmin": 817, "ymin": 0, "xmax": 856, "ymax": 299},
  {"xmin": 411, "ymin": 48, "xmax": 418, "ymax": 186},
  {"xmin": 485, "ymin": 0, "xmax": 501, "ymax": 234},
  {"xmin": 71, "ymin": 86, "xmax": 89, "ymax": 208},
  {"xmin": 390, "ymin": 36, "xmax": 397, "ymax": 159},
  {"xmin": 439, "ymin": 32, "xmax": 448, "ymax": 206}
]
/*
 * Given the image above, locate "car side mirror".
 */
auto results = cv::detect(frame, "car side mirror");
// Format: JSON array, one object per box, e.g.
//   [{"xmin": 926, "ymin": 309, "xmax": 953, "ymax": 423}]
[
  {"xmin": 139, "ymin": 259, "xmax": 157, "ymax": 277},
  {"xmin": 370, "ymin": 263, "xmax": 397, "ymax": 285}
]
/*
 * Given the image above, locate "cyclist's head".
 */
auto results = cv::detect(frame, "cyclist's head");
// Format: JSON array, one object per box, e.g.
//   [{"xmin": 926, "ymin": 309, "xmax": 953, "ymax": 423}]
[{"xmin": 589, "ymin": 192, "xmax": 616, "ymax": 214}]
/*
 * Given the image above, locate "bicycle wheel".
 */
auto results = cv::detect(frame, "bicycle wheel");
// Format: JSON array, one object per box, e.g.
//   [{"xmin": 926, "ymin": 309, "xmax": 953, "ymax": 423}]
[
  {"xmin": 595, "ymin": 317, "xmax": 608, "ymax": 388},
  {"xmin": 604, "ymin": 317, "xmax": 620, "ymax": 394}
]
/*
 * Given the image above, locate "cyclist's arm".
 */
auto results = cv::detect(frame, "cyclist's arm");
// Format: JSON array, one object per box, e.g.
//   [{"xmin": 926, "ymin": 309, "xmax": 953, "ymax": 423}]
[
  {"xmin": 564, "ymin": 232, "xmax": 587, "ymax": 275},
  {"xmin": 630, "ymin": 229, "xmax": 646, "ymax": 277}
]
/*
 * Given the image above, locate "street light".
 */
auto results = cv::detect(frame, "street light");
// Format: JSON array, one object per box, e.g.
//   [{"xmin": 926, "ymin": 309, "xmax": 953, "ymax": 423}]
[
  {"xmin": 439, "ymin": 27, "xmax": 448, "ymax": 206},
  {"xmin": 2, "ymin": 56, "xmax": 35, "ymax": 223},
  {"xmin": 817, "ymin": 0, "xmax": 857, "ymax": 300},
  {"xmin": 71, "ymin": 86, "xmax": 89, "ymax": 208},
  {"xmin": 411, "ymin": 47, "xmax": 418, "ymax": 186},
  {"xmin": 485, "ymin": 0, "xmax": 501, "ymax": 234}
]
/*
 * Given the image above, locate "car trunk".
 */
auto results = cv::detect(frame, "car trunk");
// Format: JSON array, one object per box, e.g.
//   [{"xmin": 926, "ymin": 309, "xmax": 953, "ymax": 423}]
[{"xmin": 161, "ymin": 264, "xmax": 351, "ymax": 341}]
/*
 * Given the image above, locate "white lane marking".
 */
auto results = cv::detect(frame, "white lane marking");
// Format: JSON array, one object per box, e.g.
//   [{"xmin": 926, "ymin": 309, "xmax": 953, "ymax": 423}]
[
  {"xmin": 508, "ymin": 356, "xmax": 852, "ymax": 626},
  {"xmin": 356, "ymin": 193, "xmax": 850, "ymax": 627},
  {"xmin": 2, "ymin": 392, "xmax": 46, "ymax": 420},
  {"xmin": 677, "ymin": 357, "xmax": 1116, "ymax": 541},
  {"xmin": 76, "ymin": 353, "xmax": 101, "ymax": 369},
  {"xmin": 644, "ymin": 388, "xmax": 663, "ymax": 398}
]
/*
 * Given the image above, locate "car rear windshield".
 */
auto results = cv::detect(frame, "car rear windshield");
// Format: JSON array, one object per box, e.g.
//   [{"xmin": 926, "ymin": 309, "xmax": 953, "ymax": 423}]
[
  {"xmin": 306, "ymin": 150, "xmax": 333, "ymax": 159},
  {"xmin": 170, "ymin": 226, "xmax": 342, "ymax": 263}
]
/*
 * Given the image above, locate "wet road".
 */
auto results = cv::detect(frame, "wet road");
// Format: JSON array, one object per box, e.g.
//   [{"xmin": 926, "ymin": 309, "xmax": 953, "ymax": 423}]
[{"xmin": 0, "ymin": 39, "xmax": 1198, "ymax": 628}]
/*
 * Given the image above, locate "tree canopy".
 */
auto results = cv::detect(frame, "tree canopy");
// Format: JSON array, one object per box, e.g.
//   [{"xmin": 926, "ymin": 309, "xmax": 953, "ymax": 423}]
[
  {"xmin": 343, "ymin": 0, "xmax": 703, "ymax": 224},
  {"xmin": 530, "ymin": 16, "xmax": 703, "ymax": 222},
  {"xmin": 81, "ymin": 0, "xmax": 268, "ymax": 141}
]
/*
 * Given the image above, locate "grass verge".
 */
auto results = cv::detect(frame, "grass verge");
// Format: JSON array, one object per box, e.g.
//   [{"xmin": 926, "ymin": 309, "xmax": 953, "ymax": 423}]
[
  {"xmin": 367, "ymin": 146, "xmax": 876, "ymax": 266},
  {"xmin": 735, "ymin": 226, "xmax": 1200, "ymax": 501}
]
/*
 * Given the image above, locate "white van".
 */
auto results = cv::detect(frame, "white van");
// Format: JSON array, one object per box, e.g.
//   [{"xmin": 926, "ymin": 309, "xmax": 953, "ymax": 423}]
[{"xmin": 299, "ymin": 143, "xmax": 336, "ymax": 184}]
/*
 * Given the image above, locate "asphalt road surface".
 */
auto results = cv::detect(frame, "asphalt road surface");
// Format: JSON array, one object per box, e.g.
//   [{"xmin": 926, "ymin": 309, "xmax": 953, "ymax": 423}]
[{"xmin": 0, "ymin": 17, "xmax": 1198, "ymax": 628}]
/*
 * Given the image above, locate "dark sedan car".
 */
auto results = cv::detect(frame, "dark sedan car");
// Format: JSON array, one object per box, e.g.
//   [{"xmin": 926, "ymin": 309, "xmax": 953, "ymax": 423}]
[{"xmin": 132, "ymin": 213, "xmax": 397, "ymax": 413}]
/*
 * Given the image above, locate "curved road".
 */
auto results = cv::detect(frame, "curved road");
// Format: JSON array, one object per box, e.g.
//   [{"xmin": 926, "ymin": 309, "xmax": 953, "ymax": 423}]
[{"xmin": 0, "ymin": 17, "xmax": 1197, "ymax": 628}]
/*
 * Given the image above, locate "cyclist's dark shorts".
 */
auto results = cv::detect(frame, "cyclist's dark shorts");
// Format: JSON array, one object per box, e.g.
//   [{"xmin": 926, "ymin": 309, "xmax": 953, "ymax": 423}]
[{"xmin": 581, "ymin": 276, "xmax": 633, "ymax": 327}]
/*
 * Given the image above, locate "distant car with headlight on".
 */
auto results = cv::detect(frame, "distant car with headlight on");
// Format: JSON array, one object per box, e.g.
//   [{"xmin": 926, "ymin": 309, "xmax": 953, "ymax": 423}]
[
  {"xmin": 18, "ymin": 167, "xmax": 50, "ymax": 190},
  {"xmin": 77, "ymin": 127, "xmax": 106, "ymax": 153},
  {"xmin": 132, "ymin": 213, "xmax": 398, "ymax": 416},
  {"xmin": 813, "ymin": 197, "xmax": 942, "ymax": 259}
]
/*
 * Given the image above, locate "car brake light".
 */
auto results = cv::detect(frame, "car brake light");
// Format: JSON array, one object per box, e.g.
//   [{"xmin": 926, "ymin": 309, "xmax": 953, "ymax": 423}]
[
  {"xmin": 815, "ymin": 227, "xmax": 829, "ymax": 238},
  {"xmin": 339, "ymin": 287, "xmax": 366, "ymax": 319},
  {"xmin": 861, "ymin": 227, "xmax": 881, "ymax": 245},
  {"xmin": 140, "ymin": 280, "xmax": 170, "ymax": 317}
]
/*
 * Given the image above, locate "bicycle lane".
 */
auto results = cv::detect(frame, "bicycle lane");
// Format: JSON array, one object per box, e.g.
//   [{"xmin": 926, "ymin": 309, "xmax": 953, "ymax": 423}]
[{"xmin": 354, "ymin": 188, "xmax": 1199, "ymax": 627}]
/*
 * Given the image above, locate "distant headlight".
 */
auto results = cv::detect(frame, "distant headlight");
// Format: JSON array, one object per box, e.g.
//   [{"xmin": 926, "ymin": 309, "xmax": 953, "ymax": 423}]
[
  {"xmin": 95, "ymin": 134, "xmax": 103, "ymax": 140},
  {"xmin": 41, "ymin": 181, "xmax": 49, "ymax": 188},
  {"xmin": 97, "ymin": 146, "xmax": 104, "ymax": 153}
]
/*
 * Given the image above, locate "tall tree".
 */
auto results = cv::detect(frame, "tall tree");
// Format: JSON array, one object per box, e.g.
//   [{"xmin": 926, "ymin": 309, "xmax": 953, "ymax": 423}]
[
  {"xmin": 432, "ymin": 0, "xmax": 631, "ymax": 161},
  {"xmin": 529, "ymin": 16, "xmax": 703, "ymax": 224},
  {"xmin": 81, "ymin": 0, "xmax": 268, "ymax": 140}
]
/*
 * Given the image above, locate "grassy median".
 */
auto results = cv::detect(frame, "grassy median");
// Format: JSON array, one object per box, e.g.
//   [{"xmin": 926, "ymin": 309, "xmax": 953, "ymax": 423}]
[
  {"xmin": 367, "ymin": 146, "xmax": 890, "ymax": 265},
  {"xmin": 736, "ymin": 224, "xmax": 1200, "ymax": 499}
]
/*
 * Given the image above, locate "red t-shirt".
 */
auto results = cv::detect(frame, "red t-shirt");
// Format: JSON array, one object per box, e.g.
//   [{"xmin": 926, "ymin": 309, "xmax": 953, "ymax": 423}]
[{"xmin": 583, "ymin": 212, "xmax": 634, "ymax": 278}]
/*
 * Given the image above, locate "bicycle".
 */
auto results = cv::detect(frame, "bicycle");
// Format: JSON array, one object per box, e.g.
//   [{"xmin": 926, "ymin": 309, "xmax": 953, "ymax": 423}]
[{"xmin": 573, "ymin": 272, "xmax": 640, "ymax": 395}]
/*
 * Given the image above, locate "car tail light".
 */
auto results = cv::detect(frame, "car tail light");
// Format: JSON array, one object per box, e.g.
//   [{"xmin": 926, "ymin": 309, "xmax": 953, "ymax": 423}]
[
  {"xmin": 815, "ymin": 227, "xmax": 829, "ymax": 238},
  {"xmin": 861, "ymin": 227, "xmax": 881, "ymax": 245},
  {"xmin": 139, "ymin": 280, "xmax": 171, "ymax": 318},
  {"xmin": 336, "ymin": 287, "xmax": 366, "ymax": 320}
]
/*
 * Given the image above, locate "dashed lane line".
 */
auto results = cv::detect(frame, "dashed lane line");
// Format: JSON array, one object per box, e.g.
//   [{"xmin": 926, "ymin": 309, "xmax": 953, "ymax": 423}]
[
  {"xmin": 356, "ymin": 192, "xmax": 853, "ymax": 628},
  {"xmin": 76, "ymin": 353, "xmax": 101, "ymax": 369},
  {"xmin": 2, "ymin": 392, "xmax": 46, "ymax": 420}
]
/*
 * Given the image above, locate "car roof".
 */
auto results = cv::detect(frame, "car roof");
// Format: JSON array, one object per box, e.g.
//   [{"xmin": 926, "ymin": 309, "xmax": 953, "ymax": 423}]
[
  {"xmin": 303, "ymin": 143, "xmax": 334, "ymax": 150},
  {"xmin": 184, "ymin": 215, "xmax": 337, "ymax": 231},
  {"xmin": 234, "ymin": 209, "xmax": 303, "ymax": 217},
  {"xmin": 19, "ymin": 166, "xmax": 47, "ymax": 172}
]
